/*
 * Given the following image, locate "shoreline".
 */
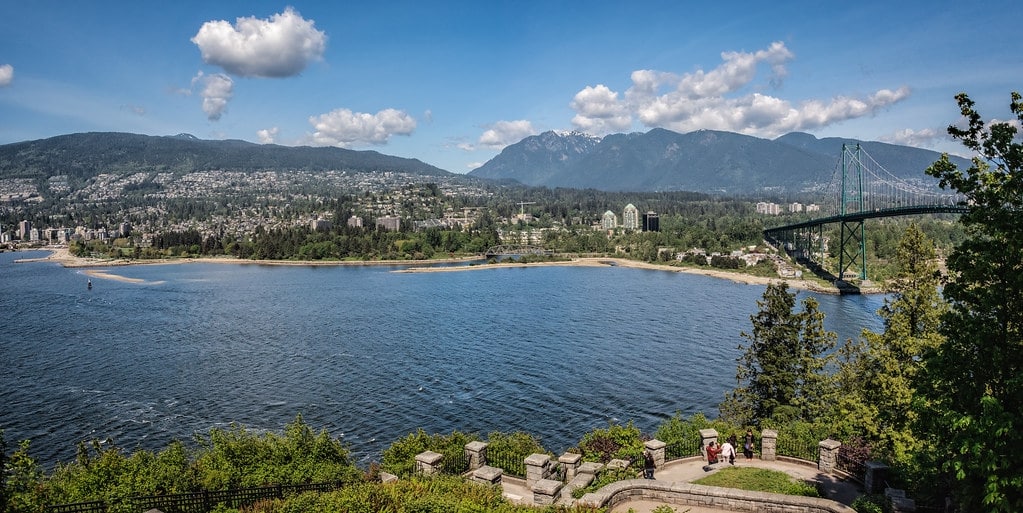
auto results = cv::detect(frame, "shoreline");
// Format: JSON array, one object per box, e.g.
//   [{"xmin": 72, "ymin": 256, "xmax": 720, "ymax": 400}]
[{"xmin": 14, "ymin": 246, "xmax": 858, "ymax": 293}]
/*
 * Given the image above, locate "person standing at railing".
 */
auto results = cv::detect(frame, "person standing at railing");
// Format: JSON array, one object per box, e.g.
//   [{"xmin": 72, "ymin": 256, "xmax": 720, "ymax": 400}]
[
  {"xmin": 721, "ymin": 437, "xmax": 737, "ymax": 465},
  {"xmin": 643, "ymin": 449, "xmax": 655, "ymax": 479}
]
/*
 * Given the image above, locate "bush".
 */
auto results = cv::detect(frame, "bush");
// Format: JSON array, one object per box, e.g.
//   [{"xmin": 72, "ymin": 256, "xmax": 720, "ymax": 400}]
[
  {"xmin": 380, "ymin": 429, "xmax": 478, "ymax": 477},
  {"xmin": 577, "ymin": 422, "xmax": 644, "ymax": 464},
  {"xmin": 851, "ymin": 494, "xmax": 887, "ymax": 513}
]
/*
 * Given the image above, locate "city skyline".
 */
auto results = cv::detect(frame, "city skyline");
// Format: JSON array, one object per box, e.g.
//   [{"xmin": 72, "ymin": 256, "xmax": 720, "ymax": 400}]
[{"xmin": 1, "ymin": 1, "xmax": 1020, "ymax": 174}]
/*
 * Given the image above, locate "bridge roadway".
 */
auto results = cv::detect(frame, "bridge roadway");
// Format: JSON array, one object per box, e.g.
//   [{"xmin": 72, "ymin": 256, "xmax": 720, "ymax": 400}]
[
  {"xmin": 499, "ymin": 455, "xmax": 861, "ymax": 512},
  {"xmin": 763, "ymin": 204, "xmax": 969, "ymax": 237}
]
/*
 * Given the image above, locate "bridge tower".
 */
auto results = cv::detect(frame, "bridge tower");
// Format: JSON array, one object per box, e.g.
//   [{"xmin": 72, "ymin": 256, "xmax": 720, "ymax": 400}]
[{"xmin": 838, "ymin": 144, "xmax": 868, "ymax": 281}]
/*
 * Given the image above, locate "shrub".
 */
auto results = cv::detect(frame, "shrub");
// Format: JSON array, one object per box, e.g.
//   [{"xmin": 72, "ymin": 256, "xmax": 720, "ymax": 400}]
[
  {"xmin": 380, "ymin": 429, "xmax": 478, "ymax": 477},
  {"xmin": 577, "ymin": 422, "xmax": 644, "ymax": 463}
]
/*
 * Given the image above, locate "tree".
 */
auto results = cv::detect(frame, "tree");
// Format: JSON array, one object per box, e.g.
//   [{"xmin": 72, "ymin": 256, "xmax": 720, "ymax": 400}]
[
  {"xmin": 841, "ymin": 224, "xmax": 947, "ymax": 465},
  {"xmin": 916, "ymin": 92, "xmax": 1023, "ymax": 512},
  {"xmin": 722, "ymin": 282, "xmax": 836, "ymax": 427}
]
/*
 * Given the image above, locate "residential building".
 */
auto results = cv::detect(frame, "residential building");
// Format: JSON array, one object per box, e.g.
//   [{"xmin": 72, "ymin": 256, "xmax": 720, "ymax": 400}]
[
  {"xmin": 376, "ymin": 216, "xmax": 401, "ymax": 231},
  {"xmin": 623, "ymin": 204, "xmax": 640, "ymax": 230},
  {"xmin": 601, "ymin": 210, "xmax": 617, "ymax": 230},
  {"xmin": 642, "ymin": 211, "xmax": 659, "ymax": 232}
]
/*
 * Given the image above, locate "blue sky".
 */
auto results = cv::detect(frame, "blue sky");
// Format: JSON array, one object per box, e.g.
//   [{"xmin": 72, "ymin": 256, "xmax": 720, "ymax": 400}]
[{"xmin": 1, "ymin": 1, "xmax": 1020, "ymax": 174}]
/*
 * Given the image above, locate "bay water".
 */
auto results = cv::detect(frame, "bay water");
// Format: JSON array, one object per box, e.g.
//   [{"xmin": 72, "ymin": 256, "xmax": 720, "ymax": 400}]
[{"xmin": 0, "ymin": 250, "xmax": 884, "ymax": 468}]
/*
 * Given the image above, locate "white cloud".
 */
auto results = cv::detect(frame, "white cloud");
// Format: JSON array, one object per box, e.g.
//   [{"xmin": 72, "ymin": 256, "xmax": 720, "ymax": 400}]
[
  {"xmin": 120, "ymin": 104, "xmax": 146, "ymax": 116},
  {"xmin": 478, "ymin": 120, "xmax": 536, "ymax": 148},
  {"xmin": 570, "ymin": 41, "xmax": 911, "ymax": 138},
  {"xmin": 192, "ymin": 7, "xmax": 327, "ymax": 78},
  {"xmin": 308, "ymin": 108, "xmax": 416, "ymax": 146},
  {"xmin": 192, "ymin": 71, "xmax": 234, "ymax": 121},
  {"xmin": 570, "ymin": 85, "xmax": 632, "ymax": 135},
  {"xmin": 257, "ymin": 127, "xmax": 279, "ymax": 144},
  {"xmin": 0, "ymin": 64, "xmax": 13, "ymax": 87},
  {"xmin": 466, "ymin": 161, "xmax": 484, "ymax": 170}
]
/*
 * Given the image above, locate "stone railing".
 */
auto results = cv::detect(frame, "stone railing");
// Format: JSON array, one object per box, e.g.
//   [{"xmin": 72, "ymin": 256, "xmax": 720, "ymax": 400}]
[{"xmin": 410, "ymin": 432, "xmax": 916, "ymax": 509}]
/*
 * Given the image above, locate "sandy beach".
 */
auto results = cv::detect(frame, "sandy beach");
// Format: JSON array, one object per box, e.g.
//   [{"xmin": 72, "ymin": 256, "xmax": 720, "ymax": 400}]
[{"xmin": 12, "ymin": 246, "xmax": 848, "ymax": 293}]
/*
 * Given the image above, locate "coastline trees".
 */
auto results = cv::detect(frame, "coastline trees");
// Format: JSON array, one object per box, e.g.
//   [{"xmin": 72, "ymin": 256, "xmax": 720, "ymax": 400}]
[
  {"xmin": 721, "ymin": 282, "xmax": 836, "ymax": 428},
  {"xmin": 915, "ymin": 92, "xmax": 1023, "ymax": 512}
]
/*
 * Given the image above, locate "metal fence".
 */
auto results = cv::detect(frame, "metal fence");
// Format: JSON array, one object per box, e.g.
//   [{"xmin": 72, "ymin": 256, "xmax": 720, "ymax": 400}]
[
  {"xmin": 664, "ymin": 438, "xmax": 701, "ymax": 461},
  {"xmin": 439, "ymin": 450, "xmax": 470, "ymax": 476},
  {"xmin": 486, "ymin": 450, "xmax": 527, "ymax": 477},
  {"xmin": 836, "ymin": 451, "xmax": 866, "ymax": 479},
  {"xmin": 45, "ymin": 481, "xmax": 345, "ymax": 513},
  {"xmin": 775, "ymin": 437, "xmax": 820, "ymax": 462}
]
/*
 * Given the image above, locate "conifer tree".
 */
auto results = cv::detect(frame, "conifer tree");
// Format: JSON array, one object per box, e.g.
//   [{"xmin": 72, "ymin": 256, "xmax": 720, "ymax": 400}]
[
  {"xmin": 917, "ymin": 92, "xmax": 1023, "ymax": 512},
  {"xmin": 724, "ymin": 282, "xmax": 836, "ymax": 426},
  {"xmin": 853, "ymin": 224, "xmax": 946, "ymax": 464}
]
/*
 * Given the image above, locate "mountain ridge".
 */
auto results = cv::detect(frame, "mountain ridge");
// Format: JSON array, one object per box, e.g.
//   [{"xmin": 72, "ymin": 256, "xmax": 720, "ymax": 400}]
[
  {"xmin": 0, "ymin": 132, "xmax": 452, "ymax": 180},
  {"xmin": 469, "ymin": 128, "xmax": 970, "ymax": 193}
]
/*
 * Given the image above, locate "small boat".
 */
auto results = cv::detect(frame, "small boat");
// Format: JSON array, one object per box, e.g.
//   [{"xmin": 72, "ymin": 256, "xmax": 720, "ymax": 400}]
[{"xmin": 87, "ymin": 279, "xmax": 92, "ymax": 290}]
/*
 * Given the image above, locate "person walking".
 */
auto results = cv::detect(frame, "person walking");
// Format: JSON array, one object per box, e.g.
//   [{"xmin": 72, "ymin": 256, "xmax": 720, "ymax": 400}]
[{"xmin": 643, "ymin": 449, "xmax": 655, "ymax": 479}]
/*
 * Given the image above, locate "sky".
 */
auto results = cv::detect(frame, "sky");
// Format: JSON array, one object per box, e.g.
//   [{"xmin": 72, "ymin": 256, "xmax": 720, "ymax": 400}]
[{"xmin": 1, "ymin": 1, "xmax": 1020, "ymax": 174}]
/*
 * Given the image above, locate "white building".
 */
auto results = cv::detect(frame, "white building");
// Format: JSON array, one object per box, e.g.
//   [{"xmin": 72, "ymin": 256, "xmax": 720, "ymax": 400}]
[
  {"xmin": 601, "ymin": 210, "xmax": 617, "ymax": 230},
  {"xmin": 622, "ymin": 204, "xmax": 640, "ymax": 230}
]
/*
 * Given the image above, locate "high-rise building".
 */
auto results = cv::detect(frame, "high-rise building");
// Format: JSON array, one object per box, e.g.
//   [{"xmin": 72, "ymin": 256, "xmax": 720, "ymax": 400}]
[
  {"xmin": 347, "ymin": 215, "xmax": 364, "ymax": 228},
  {"xmin": 18, "ymin": 220, "xmax": 30, "ymax": 239},
  {"xmin": 601, "ymin": 210, "xmax": 617, "ymax": 230},
  {"xmin": 622, "ymin": 204, "xmax": 640, "ymax": 230},
  {"xmin": 376, "ymin": 216, "xmax": 401, "ymax": 231},
  {"xmin": 642, "ymin": 211, "xmax": 660, "ymax": 232}
]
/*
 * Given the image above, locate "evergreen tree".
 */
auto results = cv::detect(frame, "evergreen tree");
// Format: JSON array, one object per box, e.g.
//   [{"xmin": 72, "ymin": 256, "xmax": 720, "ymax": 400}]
[
  {"xmin": 723, "ymin": 282, "xmax": 836, "ymax": 426},
  {"xmin": 848, "ymin": 224, "xmax": 947, "ymax": 464},
  {"xmin": 917, "ymin": 92, "xmax": 1023, "ymax": 512}
]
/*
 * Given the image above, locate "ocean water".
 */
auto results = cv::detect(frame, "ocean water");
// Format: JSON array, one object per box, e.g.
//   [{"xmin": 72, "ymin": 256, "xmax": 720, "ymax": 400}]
[{"xmin": 0, "ymin": 250, "xmax": 884, "ymax": 468}]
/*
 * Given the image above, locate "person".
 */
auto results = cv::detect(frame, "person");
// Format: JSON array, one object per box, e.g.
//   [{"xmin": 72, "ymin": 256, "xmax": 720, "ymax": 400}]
[
  {"xmin": 743, "ymin": 428, "xmax": 755, "ymax": 459},
  {"xmin": 721, "ymin": 437, "xmax": 736, "ymax": 465},
  {"xmin": 643, "ymin": 449, "xmax": 655, "ymax": 479},
  {"xmin": 706, "ymin": 441, "xmax": 721, "ymax": 464}
]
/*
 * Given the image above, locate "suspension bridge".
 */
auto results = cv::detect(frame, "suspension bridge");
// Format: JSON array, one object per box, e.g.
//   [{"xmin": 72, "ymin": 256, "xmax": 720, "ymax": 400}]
[{"xmin": 763, "ymin": 144, "xmax": 968, "ymax": 287}]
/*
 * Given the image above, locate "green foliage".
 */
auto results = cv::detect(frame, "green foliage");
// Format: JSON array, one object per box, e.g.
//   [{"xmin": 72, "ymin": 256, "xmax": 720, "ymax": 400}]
[
  {"xmin": 484, "ymin": 431, "xmax": 547, "ymax": 478},
  {"xmin": 850, "ymin": 494, "xmax": 887, "ymax": 513},
  {"xmin": 38, "ymin": 415, "xmax": 359, "ymax": 511},
  {"xmin": 577, "ymin": 421, "xmax": 644, "ymax": 464},
  {"xmin": 693, "ymin": 467, "xmax": 820, "ymax": 497},
  {"xmin": 837, "ymin": 224, "xmax": 946, "ymax": 465},
  {"xmin": 915, "ymin": 92, "xmax": 1023, "ymax": 512},
  {"xmin": 1, "ymin": 432, "xmax": 45, "ymax": 513},
  {"xmin": 192, "ymin": 415, "xmax": 361, "ymax": 489},
  {"xmin": 249, "ymin": 474, "xmax": 601, "ymax": 513},
  {"xmin": 723, "ymin": 282, "xmax": 837, "ymax": 427},
  {"xmin": 379, "ymin": 429, "xmax": 478, "ymax": 478}
]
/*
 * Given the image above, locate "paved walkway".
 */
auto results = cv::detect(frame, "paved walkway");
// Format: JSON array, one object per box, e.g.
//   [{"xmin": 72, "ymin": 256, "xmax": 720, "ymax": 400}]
[{"xmin": 500, "ymin": 456, "xmax": 862, "ymax": 512}]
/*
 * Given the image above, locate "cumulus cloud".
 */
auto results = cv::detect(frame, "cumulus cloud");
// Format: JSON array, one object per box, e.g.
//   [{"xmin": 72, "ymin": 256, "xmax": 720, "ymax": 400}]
[
  {"xmin": 192, "ymin": 71, "xmax": 234, "ymax": 121},
  {"xmin": 0, "ymin": 64, "xmax": 13, "ymax": 87},
  {"xmin": 478, "ymin": 120, "xmax": 536, "ymax": 149},
  {"xmin": 570, "ymin": 41, "xmax": 911, "ymax": 138},
  {"xmin": 192, "ymin": 7, "xmax": 327, "ymax": 78},
  {"xmin": 257, "ymin": 127, "xmax": 280, "ymax": 144},
  {"xmin": 308, "ymin": 108, "xmax": 416, "ymax": 146}
]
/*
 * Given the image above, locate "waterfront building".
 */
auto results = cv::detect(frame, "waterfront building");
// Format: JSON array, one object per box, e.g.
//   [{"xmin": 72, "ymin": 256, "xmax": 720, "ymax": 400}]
[
  {"xmin": 601, "ymin": 210, "xmax": 617, "ymax": 230},
  {"xmin": 623, "ymin": 204, "xmax": 640, "ymax": 230},
  {"xmin": 642, "ymin": 211, "xmax": 659, "ymax": 232},
  {"xmin": 18, "ymin": 220, "xmax": 30, "ymax": 239}
]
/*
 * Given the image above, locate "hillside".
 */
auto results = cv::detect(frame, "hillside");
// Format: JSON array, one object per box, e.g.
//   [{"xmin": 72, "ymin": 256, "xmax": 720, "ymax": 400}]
[
  {"xmin": 0, "ymin": 132, "xmax": 452, "ymax": 181},
  {"xmin": 469, "ymin": 128, "xmax": 970, "ymax": 193}
]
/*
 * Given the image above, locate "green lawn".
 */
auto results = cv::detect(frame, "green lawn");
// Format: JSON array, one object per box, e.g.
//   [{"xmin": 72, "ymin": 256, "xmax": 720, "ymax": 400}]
[{"xmin": 693, "ymin": 467, "xmax": 820, "ymax": 497}]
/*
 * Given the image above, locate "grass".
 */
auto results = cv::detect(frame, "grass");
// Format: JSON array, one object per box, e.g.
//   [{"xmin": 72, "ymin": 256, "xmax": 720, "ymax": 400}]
[{"xmin": 693, "ymin": 467, "xmax": 820, "ymax": 497}]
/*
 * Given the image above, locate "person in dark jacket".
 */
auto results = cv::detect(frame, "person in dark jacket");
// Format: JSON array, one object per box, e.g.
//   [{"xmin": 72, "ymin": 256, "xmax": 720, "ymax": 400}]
[{"xmin": 743, "ymin": 428, "xmax": 756, "ymax": 459}]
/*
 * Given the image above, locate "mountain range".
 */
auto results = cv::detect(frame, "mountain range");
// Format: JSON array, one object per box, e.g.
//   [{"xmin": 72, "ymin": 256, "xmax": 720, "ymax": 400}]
[
  {"xmin": 0, "ymin": 130, "xmax": 970, "ymax": 195},
  {"xmin": 468, "ymin": 128, "xmax": 971, "ymax": 193},
  {"xmin": 0, "ymin": 132, "xmax": 451, "ymax": 182}
]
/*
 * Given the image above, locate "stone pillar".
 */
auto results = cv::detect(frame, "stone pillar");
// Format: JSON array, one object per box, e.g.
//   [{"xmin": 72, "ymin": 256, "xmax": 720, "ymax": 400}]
[
  {"xmin": 760, "ymin": 429, "xmax": 777, "ymax": 461},
  {"xmin": 698, "ymin": 428, "xmax": 719, "ymax": 459},
  {"xmin": 865, "ymin": 461, "xmax": 889, "ymax": 494},
  {"xmin": 818, "ymin": 439, "xmax": 841, "ymax": 474},
  {"xmin": 558, "ymin": 452, "xmax": 582, "ymax": 481},
  {"xmin": 415, "ymin": 451, "xmax": 444, "ymax": 475},
  {"xmin": 379, "ymin": 471, "xmax": 398, "ymax": 483},
  {"xmin": 532, "ymin": 478, "xmax": 563, "ymax": 506},
  {"xmin": 465, "ymin": 441, "xmax": 488, "ymax": 471},
  {"xmin": 471, "ymin": 465, "xmax": 503, "ymax": 487},
  {"xmin": 524, "ymin": 453, "xmax": 551, "ymax": 489},
  {"xmin": 644, "ymin": 439, "xmax": 666, "ymax": 469}
]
